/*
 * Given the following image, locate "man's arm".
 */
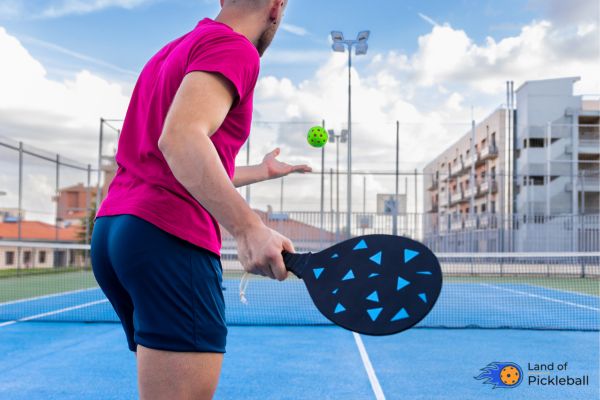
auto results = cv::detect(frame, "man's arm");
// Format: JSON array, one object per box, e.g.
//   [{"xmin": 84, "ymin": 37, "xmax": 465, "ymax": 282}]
[
  {"xmin": 233, "ymin": 148, "xmax": 312, "ymax": 188},
  {"xmin": 232, "ymin": 165, "xmax": 269, "ymax": 188},
  {"xmin": 158, "ymin": 71, "xmax": 292, "ymax": 280}
]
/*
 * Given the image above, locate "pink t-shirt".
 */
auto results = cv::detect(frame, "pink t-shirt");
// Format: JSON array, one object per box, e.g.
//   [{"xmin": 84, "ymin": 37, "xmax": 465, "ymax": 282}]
[{"xmin": 96, "ymin": 18, "xmax": 260, "ymax": 256}]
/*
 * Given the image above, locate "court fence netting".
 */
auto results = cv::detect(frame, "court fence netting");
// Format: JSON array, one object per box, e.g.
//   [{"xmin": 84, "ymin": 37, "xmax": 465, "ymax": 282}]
[{"xmin": 0, "ymin": 241, "xmax": 598, "ymax": 331}]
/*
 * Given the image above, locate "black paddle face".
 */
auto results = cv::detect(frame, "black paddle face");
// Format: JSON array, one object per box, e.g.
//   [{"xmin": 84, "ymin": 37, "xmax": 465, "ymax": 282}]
[{"xmin": 284, "ymin": 235, "xmax": 442, "ymax": 336}]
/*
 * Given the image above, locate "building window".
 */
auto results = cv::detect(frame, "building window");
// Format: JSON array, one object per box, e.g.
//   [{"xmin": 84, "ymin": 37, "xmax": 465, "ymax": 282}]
[
  {"xmin": 39, "ymin": 251, "xmax": 46, "ymax": 264},
  {"xmin": 491, "ymin": 201, "xmax": 496, "ymax": 214},
  {"xmin": 531, "ymin": 138, "xmax": 545, "ymax": 148},
  {"xmin": 481, "ymin": 204, "xmax": 487, "ymax": 213},
  {"xmin": 525, "ymin": 138, "xmax": 545, "ymax": 148},
  {"xmin": 23, "ymin": 251, "xmax": 31, "ymax": 264},
  {"xmin": 6, "ymin": 251, "xmax": 15, "ymax": 266},
  {"xmin": 525, "ymin": 176, "xmax": 545, "ymax": 186},
  {"xmin": 491, "ymin": 167, "xmax": 496, "ymax": 178},
  {"xmin": 474, "ymin": 206, "xmax": 478, "ymax": 214}
]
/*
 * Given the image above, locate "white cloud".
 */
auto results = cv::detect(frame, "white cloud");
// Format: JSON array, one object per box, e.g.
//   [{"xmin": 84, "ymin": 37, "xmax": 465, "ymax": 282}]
[
  {"xmin": 0, "ymin": 0, "xmax": 157, "ymax": 19},
  {"xmin": 281, "ymin": 23, "xmax": 308, "ymax": 37},
  {"xmin": 20, "ymin": 35, "xmax": 138, "ymax": 76},
  {"xmin": 0, "ymin": 27, "xmax": 129, "ymax": 158},
  {"xmin": 418, "ymin": 12, "xmax": 439, "ymax": 27},
  {"xmin": 40, "ymin": 0, "xmax": 153, "ymax": 18},
  {"xmin": 1, "ymin": 5, "xmax": 598, "ymax": 213},
  {"xmin": 376, "ymin": 19, "xmax": 600, "ymax": 95}
]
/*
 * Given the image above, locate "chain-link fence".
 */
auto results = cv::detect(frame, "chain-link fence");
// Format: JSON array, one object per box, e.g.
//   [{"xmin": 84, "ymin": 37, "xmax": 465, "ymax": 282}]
[{"xmin": 1, "ymin": 118, "xmax": 598, "ymax": 256}]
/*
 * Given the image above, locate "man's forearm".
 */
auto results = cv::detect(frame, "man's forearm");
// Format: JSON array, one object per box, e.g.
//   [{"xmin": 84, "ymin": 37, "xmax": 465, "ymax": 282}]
[
  {"xmin": 159, "ymin": 131, "xmax": 262, "ymax": 237},
  {"xmin": 232, "ymin": 165, "xmax": 269, "ymax": 188}
]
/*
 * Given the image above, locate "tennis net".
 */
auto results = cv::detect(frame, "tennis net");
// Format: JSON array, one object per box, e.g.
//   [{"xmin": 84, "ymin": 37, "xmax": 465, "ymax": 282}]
[{"xmin": 0, "ymin": 241, "xmax": 598, "ymax": 330}]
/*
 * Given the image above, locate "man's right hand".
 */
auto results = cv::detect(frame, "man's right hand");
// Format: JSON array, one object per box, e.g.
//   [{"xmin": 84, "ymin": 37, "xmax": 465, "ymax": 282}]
[{"xmin": 235, "ymin": 224, "xmax": 295, "ymax": 281}]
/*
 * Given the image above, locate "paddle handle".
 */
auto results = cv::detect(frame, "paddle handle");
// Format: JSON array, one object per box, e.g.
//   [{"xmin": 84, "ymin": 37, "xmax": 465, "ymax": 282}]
[{"xmin": 282, "ymin": 251, "xmax": 310, "ymax": 278}]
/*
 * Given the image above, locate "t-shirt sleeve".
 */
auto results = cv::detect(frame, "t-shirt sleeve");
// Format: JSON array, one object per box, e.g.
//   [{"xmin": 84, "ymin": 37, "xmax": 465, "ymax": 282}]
[{"xmin": 186, "ymin": 33, "xmax": 260, "ymax": 105}]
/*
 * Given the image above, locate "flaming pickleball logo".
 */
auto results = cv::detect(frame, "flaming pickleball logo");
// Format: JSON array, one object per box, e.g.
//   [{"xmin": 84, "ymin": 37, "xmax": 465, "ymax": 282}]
[{"xmin": 475, "ymin": 362, "xmax": 523, "ymax": 389}]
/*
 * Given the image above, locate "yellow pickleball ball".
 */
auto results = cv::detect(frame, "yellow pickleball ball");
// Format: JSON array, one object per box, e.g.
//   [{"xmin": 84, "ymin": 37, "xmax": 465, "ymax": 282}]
[{"xmin": 307, "ymin": 126, "xmax": 328, "ymax": 148}]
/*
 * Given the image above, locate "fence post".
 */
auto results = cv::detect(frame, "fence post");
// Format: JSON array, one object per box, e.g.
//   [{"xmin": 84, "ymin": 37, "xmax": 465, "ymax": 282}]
[
  {"xmin": 85, "ymin": 164, "xmax": 92, "ymax": 267},
  {"xmin": 55, "ymin": 154, "xmax": 60, "ymax": 242},
  {"xmin": 17, "ymin": 142, "xmax": 23, "ymax": 273}
]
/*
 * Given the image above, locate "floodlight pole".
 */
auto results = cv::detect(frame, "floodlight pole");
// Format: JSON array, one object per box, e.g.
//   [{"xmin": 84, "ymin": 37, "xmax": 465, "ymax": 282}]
[
  {"xmin": 331, "ymin": 31, "xmax": 369, "ymax": 239},
  {"xmin": 346, "ymin": 47, "xmax": 353, "ymax": 239}
]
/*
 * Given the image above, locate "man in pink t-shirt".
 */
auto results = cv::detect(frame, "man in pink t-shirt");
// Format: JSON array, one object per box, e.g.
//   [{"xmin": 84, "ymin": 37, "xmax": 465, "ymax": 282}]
[{"xmin": 91, "ymin": 1, "xmax": 307, "ymax": 398}]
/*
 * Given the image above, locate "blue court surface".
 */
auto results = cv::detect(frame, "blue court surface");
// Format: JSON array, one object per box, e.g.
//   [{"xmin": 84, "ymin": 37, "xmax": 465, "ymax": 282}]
[
  {"xmin": 0, "ymin": 323, "xmax": 598, "ymax": 399},
  {"xmin": 1, "ymin": 276, "xmax": 599, "ymax": 399}
]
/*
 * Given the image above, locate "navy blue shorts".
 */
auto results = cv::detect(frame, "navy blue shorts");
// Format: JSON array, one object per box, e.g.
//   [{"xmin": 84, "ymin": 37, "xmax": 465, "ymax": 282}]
[{"xmin": 91, "ymin": 214, "xmax": 227, "ymax": 353}]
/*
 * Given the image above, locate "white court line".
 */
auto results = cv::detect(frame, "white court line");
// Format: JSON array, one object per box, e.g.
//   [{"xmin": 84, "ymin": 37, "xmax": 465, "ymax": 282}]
[
  {"xmin": 353, "ymin": 332, "xmax": 386, "ymax": 400},
  {"xmin": 0, "ymin": 287, "xmax": 101, "ymax": 307},
  {"xmin": 0, "ymin": 299, "xmax": 109, "ymax": 328},
  {"xmin": 481, "ymin": 283, "xmax": 600, "ymax": 312}
]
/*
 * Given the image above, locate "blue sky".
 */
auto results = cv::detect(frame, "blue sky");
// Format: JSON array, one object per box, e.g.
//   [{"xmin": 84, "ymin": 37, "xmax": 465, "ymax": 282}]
[
  {"xmin": 0, "ymin": 0, "xmax": 597, "ymax": 213},
  {"xmin": 0, "ymin": 0, "xmax": 543, "ymax": 85}
]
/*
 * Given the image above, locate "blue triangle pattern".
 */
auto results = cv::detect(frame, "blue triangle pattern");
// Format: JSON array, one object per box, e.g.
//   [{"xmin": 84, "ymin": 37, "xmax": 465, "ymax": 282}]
[
  {"xmin": 369, "ymin": 251, "xmax": 382, "ymax": 265},
  {"xmin": 366, "ymin": 291, "xmax": 379, "ymax": 302},
  {"xmin": 391, "ymin": 308, "xmax": 409, "ymax": 321},
  {"xmin": 334, "ymin": 303, "xmax": 346, "ymax": 314},
  {"xmin": 419, "ymin": 293, "xmax": 427, "ymax": 303},
  {"xmin": 368, "ymin": 273, "xmax": 380, "ymax": 278},
  {"xmin": 342, "ymin": 270, "xmax": 355, "ymax": 281},
  {"xmin": 353, "ymin": 240, "xmax": 368, "ymax": 250},
  {"xmin": 313, "ymin": 268, "xmax": 324, "ymax": 279},
  {"xmin": 404, "ymin": 249, "xmax": 419, "ymax": 263},
  {"xmin": 332, "ymin": 288, "xmax": 339, "ymax": 295},
  {"xmin": 331, "ymin": 253, "xmax": 339, "ymax": 259},
  {"xmin": 367, "ymin": 307, "xmax": 383, "ymax": 321},
  {"xmin": 397, "ymin": 277, "xmax": 410, "ymax": 291}
]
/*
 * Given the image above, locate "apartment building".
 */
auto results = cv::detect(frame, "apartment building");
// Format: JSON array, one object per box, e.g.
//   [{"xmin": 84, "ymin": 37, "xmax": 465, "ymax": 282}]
[
  {"xmin": 423, "ymin": 77, "xmax": 600, "ymax": 252},
  {"xmin": 423, "ymin": 108, "xmax": 506, "ymax": 251},
  {"xmin": 514, "ymin": 77, "xmax": 599, "ymax": 251}
]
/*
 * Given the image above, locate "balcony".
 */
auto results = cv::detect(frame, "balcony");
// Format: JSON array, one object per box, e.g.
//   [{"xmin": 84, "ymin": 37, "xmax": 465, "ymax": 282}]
[
  {"xmin": 439, "ymin": 171, "xmax": 450, "ymax": 182},
  {"xmin": 450, "ymin": 191, "xmax": 466, "ymax": 204},
  {"xmin": 450, "ymin": 162, "xmax": 465, "ymax": 177},
  {"xmin": 463, "ymin": 185, "xmax": 479, "ymax": 198},
  {"xmin": 439, "ymin": 195, "xmax": 450, "ymax": 208},
  {"xmin": 428, "ymin": 203, "xmax": 439, "ymax": 213},
  {"xmin": 565, "ymin": 176, "xmax": 600, "ymax": 193},
  {"xmin": 579, "ymin": 139, "xmax": 600, "ymax": 154},
  {"xmin": 464, "ymin": 153, "xmax": 480, "ymax": 169},
  {"xmin": 480, "ymin": 144, "xmax": 499, "ymax": 161},
  {"xmin": 428, "ymin": 179, "xmax": 439, "ymax": 191},
  {"xmin": 478, "ymin": 180, "xmax": 499, "ymax": 197}
]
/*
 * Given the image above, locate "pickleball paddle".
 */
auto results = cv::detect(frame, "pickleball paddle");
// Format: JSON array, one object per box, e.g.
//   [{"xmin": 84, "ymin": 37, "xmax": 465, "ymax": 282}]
[{"xmin": 282, "ymin": 234, "xmax": 442, "ymax": 336}]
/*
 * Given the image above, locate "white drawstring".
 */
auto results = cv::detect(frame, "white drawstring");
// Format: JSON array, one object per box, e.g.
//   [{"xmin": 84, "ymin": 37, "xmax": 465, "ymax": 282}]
[{"xmin": 239, "ymin": 272, "xmax": 250, "ymax": 305}]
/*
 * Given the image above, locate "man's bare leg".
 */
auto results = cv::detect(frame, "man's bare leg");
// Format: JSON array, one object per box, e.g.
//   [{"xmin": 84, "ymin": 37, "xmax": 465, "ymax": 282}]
[{"xmin": 137, "ymin": 345, "xmax": 223, "ymax": 400}]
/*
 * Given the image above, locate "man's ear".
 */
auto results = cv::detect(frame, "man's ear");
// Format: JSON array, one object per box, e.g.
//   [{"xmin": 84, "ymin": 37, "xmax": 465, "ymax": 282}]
[{"xmin": 268, "ymin": 0, "xmax": 285, "ymax": 23}]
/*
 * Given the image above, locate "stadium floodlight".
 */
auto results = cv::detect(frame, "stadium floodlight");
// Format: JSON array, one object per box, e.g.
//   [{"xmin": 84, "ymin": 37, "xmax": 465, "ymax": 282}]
[
  {"xmin": 357, "ymin": 31, "xmax": 370, "ymax": 42},
  {"xmin": 355, "ymin": 43, "xmax": 369, "ymax": 55},
  {"xmin": 332, "ymin": 42, "xmax": 346, "ymax": 53},
  {"xmin": 329, "ymin": 31, "xmax": 371, "ymax": 238},
  {"xmin": 331, "ymin": 31, "xmax": 344, "ymax": 43}
]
